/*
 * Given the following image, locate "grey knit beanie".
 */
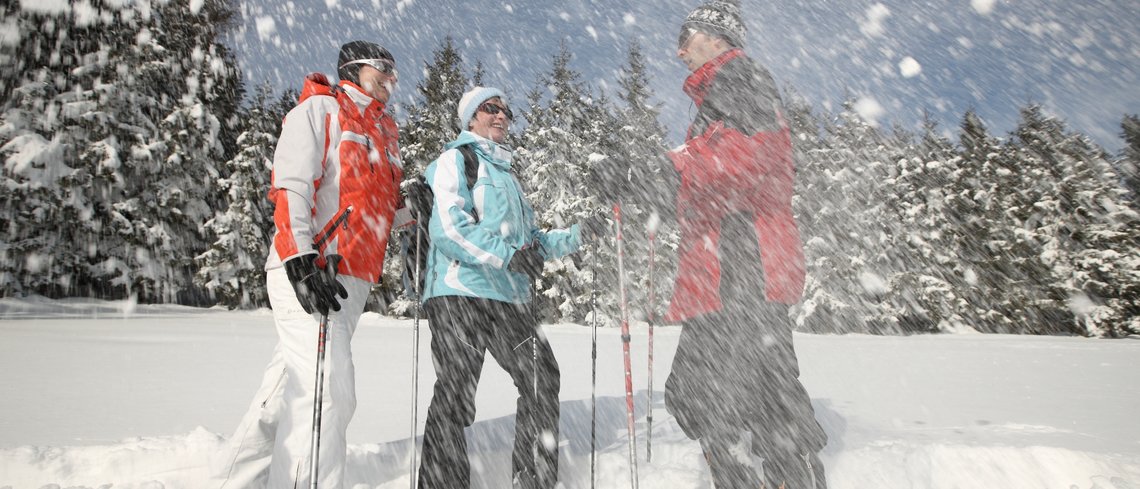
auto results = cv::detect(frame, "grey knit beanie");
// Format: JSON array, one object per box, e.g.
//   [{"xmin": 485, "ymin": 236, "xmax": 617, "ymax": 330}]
[{"xmin": 681, "ymin": 0, "xmax": 745, "ymax": 48}]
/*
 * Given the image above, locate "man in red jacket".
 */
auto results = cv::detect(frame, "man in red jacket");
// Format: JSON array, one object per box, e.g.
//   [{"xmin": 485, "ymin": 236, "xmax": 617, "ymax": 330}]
[{"xmin": 663, "ymin": 2, "xmax": 828, "ymax": 487}]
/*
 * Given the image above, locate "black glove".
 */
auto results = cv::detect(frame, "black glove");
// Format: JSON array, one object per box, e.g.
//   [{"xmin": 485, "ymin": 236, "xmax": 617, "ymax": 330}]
[
  {"xmin": 284, "ymin": 254, "xmax": 348, "ymax": 315},
  {"xmin": 403, "ymin": 177, "xmax": 433, "ymax": 221},
  {"xmin": 507, "ymin": 245, "xmax": 545, "ymax": 279},
  {"xmin": 588, "ymin": 156, "xmax": 632, "ymax": 199},
  {"xmin": 588, "ymin": 154, "xmax": 678, "ymax": 225},
  {"xmin": 579, "ymin": 215, "xmax": 609, "ymax": 244}
]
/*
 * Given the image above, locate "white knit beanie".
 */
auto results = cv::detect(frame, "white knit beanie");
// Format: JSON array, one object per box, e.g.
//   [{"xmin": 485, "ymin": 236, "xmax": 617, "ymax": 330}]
[{"xmin": 457, "ymin": 86, "xmax": 506, "ymax": 130}]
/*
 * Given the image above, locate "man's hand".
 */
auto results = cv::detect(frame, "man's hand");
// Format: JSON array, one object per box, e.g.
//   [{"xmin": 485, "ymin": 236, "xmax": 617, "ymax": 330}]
[
  {"xmin": 284, "ymin": 254, "xmax": 348, "ymax": 315},
  {"xmin": 579, "ymin": 215, "xmax": 610, "ymax": 244}
]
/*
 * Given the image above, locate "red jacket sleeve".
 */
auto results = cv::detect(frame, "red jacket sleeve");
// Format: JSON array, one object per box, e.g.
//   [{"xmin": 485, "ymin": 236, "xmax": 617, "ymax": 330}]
[{"xmin": 667, "ymin": 120, "xmax": 792, "ymax": 195}]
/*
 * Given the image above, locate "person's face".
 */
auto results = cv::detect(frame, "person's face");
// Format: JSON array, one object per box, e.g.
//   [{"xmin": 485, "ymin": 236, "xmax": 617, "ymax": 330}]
[
  {"xmin": 677, "ymin": 28, "xmax": 728, "ymax": 72},
  {"xmin": 358, "ymin": 63, "xmax": 398, "ymax": 104},
  {"xmin": 468, "ymin": 97, "xmax": 512, "ymax": 143}
]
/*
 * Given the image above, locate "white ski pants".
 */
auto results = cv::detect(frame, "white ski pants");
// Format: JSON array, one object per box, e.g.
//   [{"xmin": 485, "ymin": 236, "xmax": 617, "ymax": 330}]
[{"xmin": 213, "ymin": 267, "xmax": 371, "ymax": 489}]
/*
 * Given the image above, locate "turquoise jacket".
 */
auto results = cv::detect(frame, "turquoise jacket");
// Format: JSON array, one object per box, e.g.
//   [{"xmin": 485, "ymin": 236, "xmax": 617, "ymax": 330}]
[{"xmin": 422, "ymin": 131, "xmax": 581, "ymax": 304}]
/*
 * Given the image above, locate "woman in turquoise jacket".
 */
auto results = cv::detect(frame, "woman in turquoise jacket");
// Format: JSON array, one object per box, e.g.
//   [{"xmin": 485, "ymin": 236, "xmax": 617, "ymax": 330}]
[{"xmin": 417, "ymin": 87, "xmax": 581, "ymax": 489}]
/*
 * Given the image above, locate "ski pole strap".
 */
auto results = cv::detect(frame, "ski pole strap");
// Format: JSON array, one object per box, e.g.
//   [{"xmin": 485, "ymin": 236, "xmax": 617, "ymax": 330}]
[{"xmin": 393, "ymin": 206, "xmax": 415, "ymax": 230}]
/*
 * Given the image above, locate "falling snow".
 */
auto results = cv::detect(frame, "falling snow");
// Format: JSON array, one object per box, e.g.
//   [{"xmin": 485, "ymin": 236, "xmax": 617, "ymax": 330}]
[
  {"xmin": 2, "ymin": 0, "xmax": 1140, "ymax": 487},
  {"xmin": 971, "ymin": 0, "xmax": 997, "ymax": 15},
  {"xmin": 859, "ymin": 4, "xmax": 891, "ymax": 38},
  {"xmin": 255, "ymin": 16, "xmax": 277, "ymax": 42},
  {"xmin": 898, "ymin": 56, "xmax": 922, "ymax": 77},
  {"xmin": 853, "ymin": 97, "xmax": 885, "ymax": 126}
]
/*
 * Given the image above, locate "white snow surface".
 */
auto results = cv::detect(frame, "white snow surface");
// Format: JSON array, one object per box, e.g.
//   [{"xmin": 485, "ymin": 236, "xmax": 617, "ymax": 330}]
[{"xmin": 1, "ymin": 296, "xmax": 1138, "ymax": 489}]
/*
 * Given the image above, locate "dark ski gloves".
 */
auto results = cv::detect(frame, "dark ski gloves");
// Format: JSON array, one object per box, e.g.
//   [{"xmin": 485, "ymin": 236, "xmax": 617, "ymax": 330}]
[
  {"xmin": 507, "ymin": 245, "xmax": 545, "ymax": 279},
  {"xmin": 404, "ymin": 178, "xmax": 433, "ymax": 221},
  {"xmin": 578, "ymin": 215, "xmax": 609, "ymax": 244},
  {"xmin": 285, "ymin": 254, "xmax": 348, "ymax": 315}
]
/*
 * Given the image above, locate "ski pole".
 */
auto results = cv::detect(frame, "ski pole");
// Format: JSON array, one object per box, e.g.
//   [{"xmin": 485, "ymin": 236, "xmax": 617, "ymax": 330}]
[
  {"xmin": 590, "ymin": 247, "xmax": 598, "ymax": 489},
  {"xmin": 614, "ymin": 202, "xmax": 639, "ymax": 489},
  {"xmin": 646, "ymin": 227, "xmax": 656, "ymax": 463},
  {"xmin": 310, "ymin": 254, "xmax": 341, "ymax": 489},
  {"xmin": 531, "ymin": 274, "xmax": 540, "ymax": 485},
  {"xmin": 409, "ymin": 216, "xmax": 423, "ymax": 489}
]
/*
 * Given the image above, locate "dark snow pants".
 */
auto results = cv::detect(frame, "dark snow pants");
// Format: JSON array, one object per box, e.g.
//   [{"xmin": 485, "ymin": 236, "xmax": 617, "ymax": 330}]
[
  {"xmin": 664, "ymin": 302, "xmax": 828, "ymax": 488},
  {"xmin": 417, "ymin": 296, "xmax": 560, "ymax": 489}
]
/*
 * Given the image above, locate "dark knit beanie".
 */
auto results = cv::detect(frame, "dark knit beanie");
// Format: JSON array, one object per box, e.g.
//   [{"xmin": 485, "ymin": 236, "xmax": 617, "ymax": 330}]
[
  {"xmin": 681, "ymin": 0, "xmax": 745, "ymax": 48},
  {"xmin": 337, "ymin": 40, "xmax": 394, "ymax": 85}
]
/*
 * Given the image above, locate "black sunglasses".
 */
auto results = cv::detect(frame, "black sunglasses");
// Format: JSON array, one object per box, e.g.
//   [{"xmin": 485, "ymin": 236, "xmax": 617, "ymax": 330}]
[
  {"xmin": 339, "ymin": 58, "xmax": 398, "ymax": 79},
  {"xmin": 478, "ymin": 102, "xmax": 514, "ymax": 121}
]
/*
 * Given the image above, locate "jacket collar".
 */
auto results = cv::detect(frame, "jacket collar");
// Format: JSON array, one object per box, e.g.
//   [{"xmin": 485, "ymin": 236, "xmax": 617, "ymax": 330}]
[
  {"xmin": 338, "ymin": 81, "xmax": 386, "ymax": 118},
  {"xmin": 682, "ymin": 48, "xmax": 744, "ymax": 107},
  {"xmin": 450, "ymin": 131, "xmax": 514, "ymax": 169}
]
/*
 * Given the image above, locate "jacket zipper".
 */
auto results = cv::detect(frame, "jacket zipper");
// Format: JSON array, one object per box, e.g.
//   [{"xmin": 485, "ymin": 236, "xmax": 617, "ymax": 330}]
[
  {"xmin": 366, "ymin": 138, "xmax": 376, "ymax": 174},
  {"xmin": 261, "ymin": 367, "xmax": 286, "ymax": 408},
  {"xmin": 313, "ymin": 206, "xmax": 354, "ymax": 252}
]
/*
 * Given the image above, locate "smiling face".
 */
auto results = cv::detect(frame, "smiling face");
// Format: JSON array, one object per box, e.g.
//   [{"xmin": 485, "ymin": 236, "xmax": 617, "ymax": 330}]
[
  {"xmin": 358, "ymin": 64, "xmax": 397, "ymax": 104},
  {"xmin": 468, "ymin": 96, "xmax": 511, "ymax": 143}
]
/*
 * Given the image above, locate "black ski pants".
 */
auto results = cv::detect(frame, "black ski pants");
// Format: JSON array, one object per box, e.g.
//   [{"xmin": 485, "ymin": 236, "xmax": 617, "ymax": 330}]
[
  {"xmin": 417, "ymin": 296, "xmax": 560, "ymax": 489},
  {"xmin": 664, "ymin": 302, "xmax": 827, "ymax": 488}
]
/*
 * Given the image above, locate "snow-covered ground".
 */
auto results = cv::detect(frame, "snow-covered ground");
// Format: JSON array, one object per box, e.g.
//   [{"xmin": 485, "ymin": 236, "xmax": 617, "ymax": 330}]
[{"xmin": 1, "ymin": 296, "xmax": 1138, "ymax": 489}]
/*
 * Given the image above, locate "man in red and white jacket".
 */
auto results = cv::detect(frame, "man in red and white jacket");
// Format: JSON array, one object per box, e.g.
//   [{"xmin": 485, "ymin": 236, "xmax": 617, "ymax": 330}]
[
  {"xmin": 662, "ymin": 2, "xmax": 828, "ymax": 488},
  {"xmin": 213, "ymin": 40, "xmax": 403, "ymax": 489}
]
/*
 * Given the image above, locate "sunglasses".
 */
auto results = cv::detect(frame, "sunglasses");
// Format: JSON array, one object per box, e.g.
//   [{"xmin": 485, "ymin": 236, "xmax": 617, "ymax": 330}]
[
  {"xmin": 478, "ymin": 102, "xmax": 514, "ymax": 121},
  {"xmin": 678, "ymin": 27, "xmax": 698, "ymax": 50},
  {"xmin": 339, "ymin": 58, "xmax": 399, "ymax": 79}
]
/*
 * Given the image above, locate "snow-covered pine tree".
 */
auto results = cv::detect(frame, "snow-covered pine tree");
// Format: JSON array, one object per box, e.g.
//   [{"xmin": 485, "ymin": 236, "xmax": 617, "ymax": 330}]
[
  {"xmin": 115, "ymin": 0, "xmax": 242, "ymax": 304},
  {"xmin": 517, "ymin": 42, "xmax": 616, "ymax": 323},
  {"xmin": 1, "ymin": 0, "xmax": 244, "ymax": 303},
  {"xmin": 0, "ymin": 12, "xmax": 54, "ymax": 293},
  {"xmin": 794, "ymin": 97, "xmax": 897, "ymax": 334},
  {"xmin": 611, "ymin": 39, "xmax": 676, "ymax": 325},
  {"xmin": 0, "ymin": 77, "xmax": 77, "ymax": 297},
  {"xmin": 1120, "ymin": 114, "xmax": 1140, "ymax": 210},
  {"xmin": 785, "ymin": 88, "xmax": 831, "ymax": 332},
  {"xmin": 399, "ymin": 36, "xmax": 471, "ymax": 177},
  {"xmin": 1012, "ymin": 105, "xmax": 1139, "ymax": 336},
  {"xmin": 948, "ymin": 110, "xmax": 1025, "ymax": 333},
  {"xmin": 1068, "ymin": 191, "xmax": 1140, "ymax": 337},
  {"xmin": 877, "ymin": 115, "xmax": 967, "ymax": 333},
  {"xmin": 195, "ymin": 84, "xmax": 288, "ymax": 308},
  {"xmin": 385, "ymin": 36, "xmax": 477, "ymax": 315},
  {"xmin": 1, "ymin": 1, "xmax": 153, "ymax": 299},
  {"xmin": 1001, "ymin": 105, "xmax": 1081, "ymax": 334}
]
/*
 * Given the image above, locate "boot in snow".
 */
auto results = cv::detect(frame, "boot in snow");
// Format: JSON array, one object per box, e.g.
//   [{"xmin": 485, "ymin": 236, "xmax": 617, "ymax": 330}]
[
  {"xmin": 701, "ymin": 435, "xmax": 761, "ymax": 488},
  {"xmin": 762, "ymin": 451, "xmax": 826, "ymax": 489}
]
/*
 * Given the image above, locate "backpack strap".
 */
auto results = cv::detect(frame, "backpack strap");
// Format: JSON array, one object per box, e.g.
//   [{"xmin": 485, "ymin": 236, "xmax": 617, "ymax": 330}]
[
  {"xmin": 457, "ymin": 144, "xmax": 479, "ymax": 191},
  {"xmin": 457, "ymin": 143, "xmax": 480, "ymax": 222}
]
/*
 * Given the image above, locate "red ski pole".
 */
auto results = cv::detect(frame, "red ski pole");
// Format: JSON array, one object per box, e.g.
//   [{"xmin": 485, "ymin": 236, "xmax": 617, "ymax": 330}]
[{"xmin": 614, "ymin": 202, "xmax": 639, "ymax": 488}]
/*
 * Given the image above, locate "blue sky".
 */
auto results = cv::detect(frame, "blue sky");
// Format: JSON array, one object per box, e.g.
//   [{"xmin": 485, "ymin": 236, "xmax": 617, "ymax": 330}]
[{"xmin": 228, "ymin": 0, "xmax": 1140, "ymax": 152}]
